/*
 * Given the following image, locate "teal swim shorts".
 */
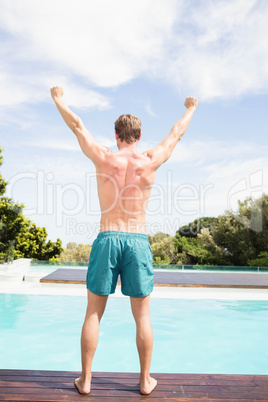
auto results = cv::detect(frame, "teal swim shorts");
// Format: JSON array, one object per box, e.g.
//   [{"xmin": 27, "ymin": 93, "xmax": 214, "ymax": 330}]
[{"xmin": 86, "ymin": 231, "xmax": 154, "ymax": 297}]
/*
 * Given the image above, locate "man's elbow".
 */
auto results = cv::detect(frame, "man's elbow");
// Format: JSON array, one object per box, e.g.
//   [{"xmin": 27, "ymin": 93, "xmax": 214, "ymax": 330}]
[
  {"xmin": 70, "ymin": 117, "xmax": 83, "ymax": 134},
  {"xmin": 70, "ymin": 122, "xmax": 77, "ymax": 133},
  {"xmin": 171, "ymin": 125, "xmax": 183, "ymax": 140}
]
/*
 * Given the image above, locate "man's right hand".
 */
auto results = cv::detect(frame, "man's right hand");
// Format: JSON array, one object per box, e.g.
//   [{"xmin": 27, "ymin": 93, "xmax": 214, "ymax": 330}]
[
  {"xmin": 50, "ymin": 86, "xmax": 64, "ymax": 100},
  {"xmin": 184, "ymin": 96, "xmax": 198, "ymax": 109}
]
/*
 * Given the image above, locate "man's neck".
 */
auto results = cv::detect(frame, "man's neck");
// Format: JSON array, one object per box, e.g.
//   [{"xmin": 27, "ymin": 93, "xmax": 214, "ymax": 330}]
[{"xmin": 117, "ymin": 141, "xmax": 138, "ymax": 151}]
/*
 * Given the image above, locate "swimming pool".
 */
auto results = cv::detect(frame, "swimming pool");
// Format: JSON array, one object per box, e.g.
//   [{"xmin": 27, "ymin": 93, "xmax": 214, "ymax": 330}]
[
  {"xmin": 28, "ymin": 261, "xmax": 268, "ymax": 276},
  {"xmin": 0, "ymin": 293, "xmax": 267, "ymax": 374}
]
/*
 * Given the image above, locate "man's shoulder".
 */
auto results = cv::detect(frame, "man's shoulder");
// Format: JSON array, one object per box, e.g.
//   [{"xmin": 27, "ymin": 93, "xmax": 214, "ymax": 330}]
[{"xmin": 141, "ymin": 149, "xmax": 154, "ymax": 161}]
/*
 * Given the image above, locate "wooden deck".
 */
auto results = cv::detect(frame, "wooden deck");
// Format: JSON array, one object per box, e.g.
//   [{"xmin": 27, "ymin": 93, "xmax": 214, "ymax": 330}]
[
  {"xmin": 0, "ymin": 369, "xmax": 268, "ymax": 401},
  {"xmin": 40, "ymin": 268, "xmax": 268, "ymax": 289}
]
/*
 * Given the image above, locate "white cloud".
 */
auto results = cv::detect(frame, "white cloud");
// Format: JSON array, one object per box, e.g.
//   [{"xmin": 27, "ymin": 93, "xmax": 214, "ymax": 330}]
[
  {"xmin": 46, "ymin": 79, "xmax": 110, "ymax": 110},
  {"xmin": 0, "ymin": 0, "xmax": 268, "ymax": 103},
  {"xmin": 167, "ymin": 0, "xmax": 268, "ymax": 100},
  {"xmin": 27, "ymin": 135, "xmax": 116, "ymax": 152},
  {"xmin": 30, "ymin": 139, "xmax": 81, "ymax": 152},
  {"xmin": 0, "ymin": 69, "xmax": 110, "ymax": 110},
  {"xmin": 168, "ymin": 139, "xmax": 267, "ymax": 167},
  {"xmin": 0, "ymin": 0, "xmax": 176, "ymax": 99},
  {"xmin": 155, "ymin": 138, "xmax": 268, "ymax": 218},
  {"xmin": 5, "ymin": 152, "xmax": 94, "ymax": 186}
]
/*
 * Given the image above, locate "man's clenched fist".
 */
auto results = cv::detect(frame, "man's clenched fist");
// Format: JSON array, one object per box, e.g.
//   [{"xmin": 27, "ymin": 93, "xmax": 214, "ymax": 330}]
[
  {"xmin": 184, "ymin": 96, "xmax": 198, "ymax": 109},
  {"xmin": 50, "ymin": 86, "xmax": 64, "ymax": 100}
]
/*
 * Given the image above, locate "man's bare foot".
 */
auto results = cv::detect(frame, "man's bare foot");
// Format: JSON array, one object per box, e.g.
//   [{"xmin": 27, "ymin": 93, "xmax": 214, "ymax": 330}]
[
  {"xmin": 74, "ymin": 376, "xmax": 91, "ymax": 395},
  {"xmin": 140, "ymin": 376, "xmax": 157, "ymax": 395}
]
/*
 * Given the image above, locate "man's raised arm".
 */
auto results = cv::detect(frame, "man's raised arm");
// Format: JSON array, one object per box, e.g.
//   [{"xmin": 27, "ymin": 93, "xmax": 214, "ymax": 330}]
[
  {"xmin": 143, "ymin": 96, "xmax": 198, "ymax": 170},
  {"xmin": 50, "ymin": 86, "xmax": 109, "ymax": 165}
]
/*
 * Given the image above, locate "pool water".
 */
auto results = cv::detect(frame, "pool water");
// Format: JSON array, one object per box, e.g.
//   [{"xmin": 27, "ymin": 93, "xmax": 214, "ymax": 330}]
[{"xmin": 0, "ymin": 294, "xmax": 267, "ymax": 374}]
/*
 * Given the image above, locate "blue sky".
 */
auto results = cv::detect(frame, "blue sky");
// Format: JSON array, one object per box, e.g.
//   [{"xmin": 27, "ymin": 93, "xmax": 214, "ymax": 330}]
[{"xmin": 0, "ymin": 0, "xmax": 267, "ymax": 246}]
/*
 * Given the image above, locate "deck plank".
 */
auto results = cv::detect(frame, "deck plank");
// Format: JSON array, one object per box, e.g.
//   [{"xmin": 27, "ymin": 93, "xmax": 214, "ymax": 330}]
[
  {"xmin": 1, "ymin": 378, "xmax": 267, "ymax": 387},
  {"xmin": 1, "ymin": 388, "xmax": 268, "ymax": 399},
  {"xmin": 1, "ymin": 380, "xmax": 268, "ymax": 392},
  {"xmin": 40, "ymin": 268, "xmax": 268, "ymax": 288},
  {"xmin": 0, "ymin": 398, "xmax": 262, "ymax": 402},
  {"xmin": 0, "ymin": 370, "xmax": 267, "ymax": 401}
]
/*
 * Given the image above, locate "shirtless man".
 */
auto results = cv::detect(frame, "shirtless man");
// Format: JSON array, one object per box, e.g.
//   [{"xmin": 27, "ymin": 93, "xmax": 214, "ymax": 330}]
[{"xmin": 50, "ymin": 86, "xmax": 198, "ymax": 395}]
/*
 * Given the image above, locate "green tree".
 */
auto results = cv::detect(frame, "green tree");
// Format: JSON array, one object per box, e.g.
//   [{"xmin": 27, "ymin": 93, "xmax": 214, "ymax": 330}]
[
  {"xmin": 15, "ymin": 222, "xmax": 63, "ymax": 260},
  {"xmin": 0, "ymin": 196, "xmax": 27, "ymax": 261},
  {"xmin": 151, "ymin": 236, "xmax": 178, "ymax": 264},
  {"xmin": 148, "ymin": 232, "xmax": 171, "ymax": 245},
  {"xmin": 213, "ymin": 195, "xmax": 268, "ymax": 266},
  {"xmin": 174, "ymin": 233, "xmax": 216, "ymax": 265},
  {"xmin": 0, "ymin": 147, "xmax": 63, "ymax": 261},
  {"xmin": 197, "ymin": 228, "xmax": 231, "ymax": 265},
  {"xmin": 59, "ymin": 242, "xmax": 92, "ymax": 262},
  {"xmin": 149, "ymin": 195, "xmax": 268, "ymax": 266},
  {"xmin": 0, "ymin": 147, "xmax": 8, "ymax": 196},
  {"xmin": 243, "ymin": 194, "xmax": 268, "ymax": 255},
  {"xmin": 177, "ymin": 217, "xmax": 219, "ymax": 238},
  {"xmin": 248, "ymin": 252, "xmax": 268, "ymax": 267}
]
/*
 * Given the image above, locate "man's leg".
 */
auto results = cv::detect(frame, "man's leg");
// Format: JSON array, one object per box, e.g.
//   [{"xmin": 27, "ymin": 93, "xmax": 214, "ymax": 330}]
[
  {"xmin": 75, "ymin": 289, "xmax": 108, "ymax": 394},
  {"xmin": 130, "ymin": 295, "xmax": 157, "ymax": 395}
]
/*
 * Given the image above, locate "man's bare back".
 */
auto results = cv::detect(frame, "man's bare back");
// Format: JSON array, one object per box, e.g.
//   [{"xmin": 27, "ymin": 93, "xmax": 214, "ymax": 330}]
[
  {"xmin": 50, "ymin": 86, "xmax": 198, "ymax": 235},
  {"xmin": 96, "ymin": 147, "xmax": 156, "ymax": 233}
]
